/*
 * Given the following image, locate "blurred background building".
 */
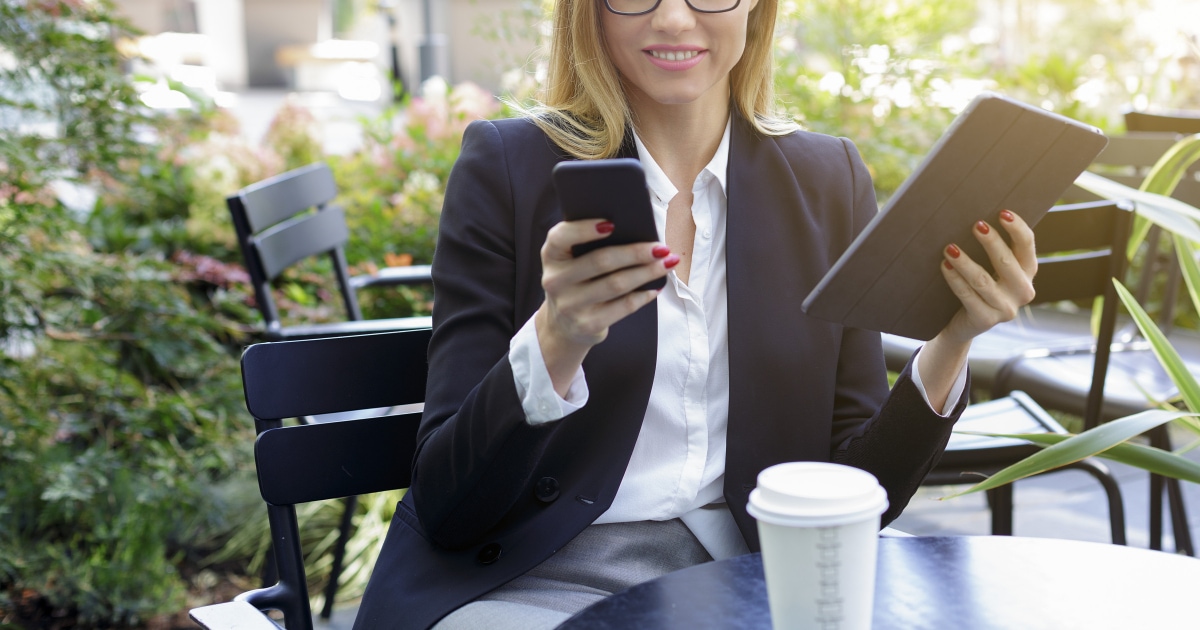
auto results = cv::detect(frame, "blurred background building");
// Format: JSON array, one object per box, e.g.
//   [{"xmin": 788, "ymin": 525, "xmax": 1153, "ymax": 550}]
[{"xmin": 110, "ymin": 0, "xmax": 540, "ymax": 98}]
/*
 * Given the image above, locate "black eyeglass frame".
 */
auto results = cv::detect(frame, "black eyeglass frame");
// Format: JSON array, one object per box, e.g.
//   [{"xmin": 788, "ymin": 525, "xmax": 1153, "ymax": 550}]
[{"xmin": 602, "ymin": 0, "xmax": 742, "ymax": 16}]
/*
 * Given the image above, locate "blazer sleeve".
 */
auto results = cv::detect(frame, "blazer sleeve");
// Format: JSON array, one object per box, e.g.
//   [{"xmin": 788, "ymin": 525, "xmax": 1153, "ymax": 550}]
[
  {"xmin": 410, "ymin": 119, "xmax": 561, "ymax": 549},
  {"xmin": 826, "ymin": 138, "xmax": 963, "ymax": 525}
]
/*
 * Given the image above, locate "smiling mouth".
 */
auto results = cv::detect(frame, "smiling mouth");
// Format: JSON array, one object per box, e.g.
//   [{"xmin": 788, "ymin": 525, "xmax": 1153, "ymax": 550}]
[{"xmin": 647, "ymin": 50, "xmax": 700, "ymax": 61}]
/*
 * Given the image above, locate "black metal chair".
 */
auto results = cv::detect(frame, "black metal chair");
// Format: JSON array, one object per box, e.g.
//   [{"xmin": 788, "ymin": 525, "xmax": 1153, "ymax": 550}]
[
  {"xmin": 920, "ymin": 200, "xmax": 1134, "ymax": 543},
  {"xmin": 189, "ymin": 329, "xmax": 431, "ymax": 630},
  {"xmin": 228, "ymin": 161, "xmax": 434, "ymax": 341},
  {"xmin": 992, "ymin": 123, "xmax": 1200, "ymax": 554},
  {"xmin": 1119, "ymin": 111, "xmax": 1200, "ymax": 554},
  {"xmin": 228, "ymin": 161, "xmax": 433, "ymax": 616}
]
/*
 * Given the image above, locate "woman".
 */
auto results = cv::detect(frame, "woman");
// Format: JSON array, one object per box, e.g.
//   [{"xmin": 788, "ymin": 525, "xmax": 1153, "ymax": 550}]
[{"xmin": 354, "ymin": 0, "xmax": 1036, "ymax": 627}]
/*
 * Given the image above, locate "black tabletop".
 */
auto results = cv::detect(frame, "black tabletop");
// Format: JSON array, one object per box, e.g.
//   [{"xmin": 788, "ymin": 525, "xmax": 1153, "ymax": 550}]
[{"xmin": 558, "ymin": 536, "xmax": 1200, "ymax": 630}]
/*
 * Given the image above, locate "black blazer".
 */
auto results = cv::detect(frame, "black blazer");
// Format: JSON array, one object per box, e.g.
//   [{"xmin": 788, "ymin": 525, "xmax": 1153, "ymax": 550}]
[{"xmin": 353, "ymin": 115, "xmax": 964, "ymax": 630}]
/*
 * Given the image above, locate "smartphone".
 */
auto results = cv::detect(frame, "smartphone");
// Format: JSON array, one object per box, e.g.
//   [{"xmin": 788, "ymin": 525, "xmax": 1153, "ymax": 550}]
[{"xmin": 552, "ymin": 158, "xmax": 666, "ymax": 290}]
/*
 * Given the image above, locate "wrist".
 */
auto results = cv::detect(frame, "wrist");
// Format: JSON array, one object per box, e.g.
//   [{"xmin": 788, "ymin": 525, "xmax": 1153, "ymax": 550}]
[{"xmin": 535, "ymin": 307, "xmax": 591, "ymax": 394}]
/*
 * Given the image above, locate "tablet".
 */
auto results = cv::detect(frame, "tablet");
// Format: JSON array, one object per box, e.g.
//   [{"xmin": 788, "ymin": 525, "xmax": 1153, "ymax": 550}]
[{"xmin": 801, "ymin": 92, "xmax": 1108, "ymax": 341}]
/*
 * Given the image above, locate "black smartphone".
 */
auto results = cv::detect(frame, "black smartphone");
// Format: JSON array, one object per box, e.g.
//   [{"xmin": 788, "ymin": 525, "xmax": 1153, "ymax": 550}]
[{"xmin": 552, "ymin": 158, "xmax": 666, "ymax": 290}]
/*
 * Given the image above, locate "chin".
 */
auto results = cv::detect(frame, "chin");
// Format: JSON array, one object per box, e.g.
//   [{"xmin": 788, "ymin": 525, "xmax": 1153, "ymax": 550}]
[{"xmin": 645, "ymin": 88, "xmax": 706, "ymax": 106}]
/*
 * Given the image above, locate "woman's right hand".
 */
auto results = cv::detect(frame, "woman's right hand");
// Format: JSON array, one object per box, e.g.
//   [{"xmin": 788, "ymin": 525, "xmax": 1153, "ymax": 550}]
[{"xmin": 535, "ymin": 218, "xmax": 678, "ymax": 395}]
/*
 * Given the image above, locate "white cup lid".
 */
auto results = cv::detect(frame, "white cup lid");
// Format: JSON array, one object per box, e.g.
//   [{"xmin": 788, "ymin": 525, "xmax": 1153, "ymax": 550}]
[{"xmin": 747, "ymin": 462, "xmax": 888, "ymax": 527}]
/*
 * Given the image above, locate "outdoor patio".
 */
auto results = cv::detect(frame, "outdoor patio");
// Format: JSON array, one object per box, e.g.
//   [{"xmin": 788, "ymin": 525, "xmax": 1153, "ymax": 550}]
[
  {"xmin": 5, "ymin": 0, "xmax": 1200, "ymax": 627},
  {"xmin": 209, "ymin": 88, "xmax": 1200, "ymax": 630}
]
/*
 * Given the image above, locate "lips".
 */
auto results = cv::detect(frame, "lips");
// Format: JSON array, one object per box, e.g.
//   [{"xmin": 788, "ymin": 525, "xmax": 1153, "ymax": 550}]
[{"xmin": 643, "ymin": 47, "xmax": 706, "ymax": 71}]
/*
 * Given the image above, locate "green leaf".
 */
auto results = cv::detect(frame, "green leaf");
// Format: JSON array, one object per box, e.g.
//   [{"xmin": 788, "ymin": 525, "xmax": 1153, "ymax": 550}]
[
  {"xmin": 941, "ymin": 409, "xmax": 1191, "ymax": 498},
  {"xmin": 1175, "ymin": 236, "xmax": 1200, "ymax": 325},
  {"xmin": 1006, "ymin": 433, "xmax": 1200, "ymax": 484},
  {"xmin": 1140, "ymin": 134, "xmax": 1200, "ymax": 197},
  {"xmin": 1113, "ymin": 280, "xmax": 1200, "ymax": 415},
  {"xmin": 1074, "ymin": 171, "xmax": 1200, "ymax": 245}
]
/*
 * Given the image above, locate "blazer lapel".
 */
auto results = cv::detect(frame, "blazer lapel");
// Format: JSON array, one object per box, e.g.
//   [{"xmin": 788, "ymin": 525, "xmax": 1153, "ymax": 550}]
[{"xmin": 723, "ymin": 117, "xmax": 851, "ymax": 541}]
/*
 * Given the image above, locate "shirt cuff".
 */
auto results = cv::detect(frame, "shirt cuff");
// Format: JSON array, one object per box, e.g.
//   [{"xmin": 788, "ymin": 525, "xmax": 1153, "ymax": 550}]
[
  {"xmin": 509, "ymin": 314, "xmax": 589, "ymax": 425},
  {"xmin": 910, "ymin": 345, "xmax": 969, "ymax": 417}
]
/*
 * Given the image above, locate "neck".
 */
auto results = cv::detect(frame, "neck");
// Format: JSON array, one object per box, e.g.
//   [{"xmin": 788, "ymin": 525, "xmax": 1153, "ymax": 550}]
[{"xmin": 628, "ymin": 89, "xmax": 730, "ymax": 191}]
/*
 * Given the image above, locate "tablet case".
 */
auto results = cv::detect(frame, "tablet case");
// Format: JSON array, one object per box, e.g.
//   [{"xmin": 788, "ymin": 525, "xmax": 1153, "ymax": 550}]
[{"xmin": 801, "ymin": 92, "xmax": 1109, "ymax": 341}]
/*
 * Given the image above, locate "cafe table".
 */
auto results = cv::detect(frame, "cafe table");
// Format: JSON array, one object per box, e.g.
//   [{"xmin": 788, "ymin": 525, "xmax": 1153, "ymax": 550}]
[{"xmin": 558, "ymin": 535, "xmax": 1200, "ymax": 629}]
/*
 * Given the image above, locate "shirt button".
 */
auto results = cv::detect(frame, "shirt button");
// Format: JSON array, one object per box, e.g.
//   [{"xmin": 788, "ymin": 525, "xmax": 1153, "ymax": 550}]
[
  {"xmin": 477, "ymin": 542, "xmax": 503, "ymax": 565},
  {"xmin": 703, "ymin": 228, "xmax": 712, "ymax": 238},
  {"xmin": 535, "ymin": 476, "xmax": 561, "ymax": 503}
]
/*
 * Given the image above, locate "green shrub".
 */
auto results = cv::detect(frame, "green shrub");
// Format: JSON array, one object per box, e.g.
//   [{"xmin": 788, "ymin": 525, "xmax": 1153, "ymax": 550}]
[
  {"xmin": 773, "ymin": 0, "xmax": 981, "ymax": 201},
  {"xmin": 329, "ymin": 77, "xmax": 502, "ymax": 319},
  {"xmin": 1, "ymin": 1, "xmax": 256, "ymax": 624}
]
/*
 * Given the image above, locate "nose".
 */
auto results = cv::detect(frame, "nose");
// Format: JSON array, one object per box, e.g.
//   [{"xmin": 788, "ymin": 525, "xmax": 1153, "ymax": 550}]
[{"xmin": 650, "ymin": 0, "xmax": 696, "ymax": 34}]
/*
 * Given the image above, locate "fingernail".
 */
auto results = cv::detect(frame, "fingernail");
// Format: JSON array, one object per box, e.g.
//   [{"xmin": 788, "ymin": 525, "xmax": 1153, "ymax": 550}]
[
  {"xmin": 945, "ymin": 244, "xmax": 961, "ymax": 259},
  {"xmin": 1000, "ymin": 209, "xmax": 1015, "ymax": 222},
  {"xmin": 663, "ymin": 254, "xmax": 681, "ymax": 269},
  {"xmin": 976, "ymin": 221, "xmax": 990, "ymax": 235},
  {"xmin": 596, "ymin": 221, "xmax": 615, "ymax": 234},
  {"xmin": 944, "ymin": 260, "xmax": 954, "ymax": 270},
  {"xmin": 651, "ymin": 245, "xmax": 671, "ymax": 259}
]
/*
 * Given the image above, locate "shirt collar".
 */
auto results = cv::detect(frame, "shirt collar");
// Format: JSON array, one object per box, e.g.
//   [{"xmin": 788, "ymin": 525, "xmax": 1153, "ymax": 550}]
[{"xmin": 632, "ymin": 116, "xmax": 732, "ymax": 204}]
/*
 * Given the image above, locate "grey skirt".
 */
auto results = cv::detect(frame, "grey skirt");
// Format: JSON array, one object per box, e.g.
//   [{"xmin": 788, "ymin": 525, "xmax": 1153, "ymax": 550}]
[{"xmin": 432, "ymin": 518, "xmax": 713, "ymax": 630}]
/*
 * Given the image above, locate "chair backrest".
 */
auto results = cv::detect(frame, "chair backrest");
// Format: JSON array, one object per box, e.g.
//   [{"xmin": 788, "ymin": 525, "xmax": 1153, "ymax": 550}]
[
  {"xmin": 228, "ymin": 162, "xmax": 365, "ymax": 336},
  {"xmin": 1123, "ymin": 110, "xmax": 1200, "ymax": 331},
  {"xmin": 1012, "ymin": 200, "xmax": 1135, "ymax": 430},
  {"xmin": 1063, "ymin": 133, "xmax": 1200, "ymax": 207},
  {"xmin": 1125, "ymin": 109, "xmax": 1200, "ymax": 135},
  {"xmin": 1061, "ymin": 133, "xmax": 1200, "ymax": 333},
  {"xmin": 236, "ymin": 328, "xmax": 432, "ymax": 630}
]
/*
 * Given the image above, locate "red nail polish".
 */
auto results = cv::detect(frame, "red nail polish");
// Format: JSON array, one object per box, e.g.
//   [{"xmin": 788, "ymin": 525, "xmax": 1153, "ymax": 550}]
[
  {"xmin": 944, "ymin": 260, "xmax": 954, "ymax": 270},
  {"xmin": 663, "ymin": 254, "xmax": 681, "ymax": 269},
  {"xmin": 1000, "ymin": 209, "xmax": 1015, "ymax": 222},
  {"xmin": 945, "ymin": 244, "xmax": 961, "ymax": 259},
  {"xmin": 596, "ymin": 221, "xmax": 615, "ymax": 234},
  {"xmin": 652, "ymin": 245, "xmax": 671, "ymax": 259},
  {"xmin": 976, "ymin": 221, "xmax": 990, "ymax": 235}
]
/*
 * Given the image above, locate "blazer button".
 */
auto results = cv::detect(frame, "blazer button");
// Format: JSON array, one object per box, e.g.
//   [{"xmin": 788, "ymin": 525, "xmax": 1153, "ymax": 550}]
[
  {"xmin": 535, "ymin": 476, "xmax": 560, "ymax": 503},
  {"xmin": 477, "ymin": 542, "xmax": 502, "ymax": 565}
]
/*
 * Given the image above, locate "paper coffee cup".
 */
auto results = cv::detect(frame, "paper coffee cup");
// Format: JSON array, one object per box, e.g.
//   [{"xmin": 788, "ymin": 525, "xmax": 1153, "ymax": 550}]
[{"xmin": 747, "ymin": 462, "xmax": 888, "ymax": 630}]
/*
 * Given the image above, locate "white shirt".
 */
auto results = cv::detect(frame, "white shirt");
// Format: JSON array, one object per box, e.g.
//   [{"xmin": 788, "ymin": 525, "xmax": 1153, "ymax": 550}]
[{"xmin": 508, "ymin": 119, "xmax": 967, "ymax": 560}]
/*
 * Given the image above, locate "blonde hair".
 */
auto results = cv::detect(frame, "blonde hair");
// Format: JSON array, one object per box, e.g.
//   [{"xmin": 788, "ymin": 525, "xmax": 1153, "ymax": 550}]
[{"xmin": 520, "ymin": 0, "xmax": 797, "ymax": 160}]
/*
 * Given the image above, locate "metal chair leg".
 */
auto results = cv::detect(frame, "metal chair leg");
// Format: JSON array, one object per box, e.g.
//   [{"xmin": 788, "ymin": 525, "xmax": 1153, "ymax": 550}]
[
  {"xmin": 1166, "ymin": 478, "xmax": 1194, "ymax": 556},
  {"xmin": 1151, "ymin": 472, "xmax": 1165, "ymax": 551},
  {"xmin": 1065, "ymin": 460, "xmax": 1127, "ymax": 545},
  {"xmin": 983, "ymin": 461, "xmax": 1125, "ymax": 543},
  {"xmin": 989, "ymin": 485, "xmax": 1014, "ymax": 536},
  {"xmin": 1149, "ymin": 425, "xmax": 1193, "ymax": 555},
  {"xmin": 321, "ymin": 494, "xmax": 359, "ymax": 619}
]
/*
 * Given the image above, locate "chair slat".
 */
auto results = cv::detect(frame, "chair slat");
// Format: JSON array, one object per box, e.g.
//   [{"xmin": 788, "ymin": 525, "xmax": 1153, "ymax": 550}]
[
  {"xmin": 256, "ymin": 413, "xmax": 420, "ymax": 505},
  {"xmin": 1031, "ymin": 252, "xmax": 1111, "ymax": 304},
  {"xmin": 239, "ymin": 162, "xmax": 338, "ymax": 234},
  {"xmin": 1125, "ymin": 111, "xmax": 1200, "ymax": 135},
  {"xmin": 270, "ymin": 316, "xmax": 433, "ymax": 341},
  {"xmin": 241, "ymin": 328, "xmax": 431, "ymax": 420},
  {"xmin": 253, "ymin": 206, "xmax": 350, "ymax": 280},
  {"xmin": 1032, "ymin": 201, "xmax": 1128, "ymax": 253},
  {"xmin": 1096, "ymin": 133, "xmax": 1184, "ymax": 168}
]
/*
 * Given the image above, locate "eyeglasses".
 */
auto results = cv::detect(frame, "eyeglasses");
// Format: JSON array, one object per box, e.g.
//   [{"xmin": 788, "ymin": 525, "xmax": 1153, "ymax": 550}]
[{"xmin": 602, "ymin": 0, "xmax": 742, "ymax": 16}]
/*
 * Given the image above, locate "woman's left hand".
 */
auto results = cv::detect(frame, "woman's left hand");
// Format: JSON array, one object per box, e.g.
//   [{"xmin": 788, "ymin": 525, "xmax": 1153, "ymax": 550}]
[
  {"xmin": 938, "ymin": 209, "xmax": 1038, "ymax": 345},
  {"xmin": 918, "ymin": 209, "xmax": 1037, "ymax": 410}
]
